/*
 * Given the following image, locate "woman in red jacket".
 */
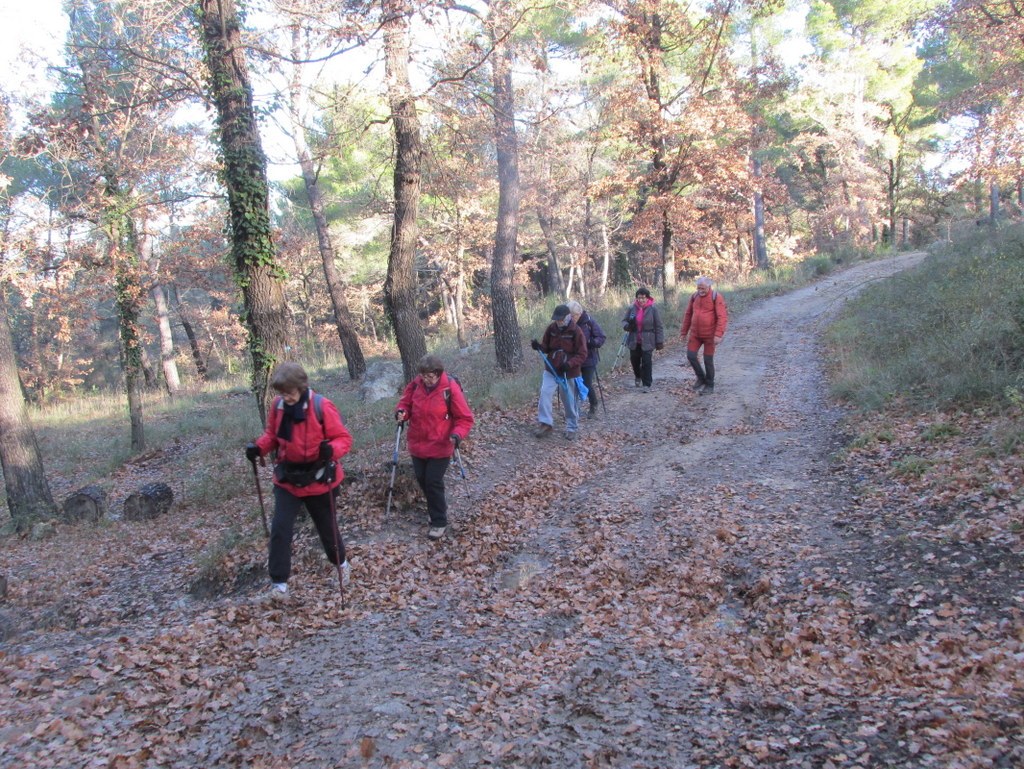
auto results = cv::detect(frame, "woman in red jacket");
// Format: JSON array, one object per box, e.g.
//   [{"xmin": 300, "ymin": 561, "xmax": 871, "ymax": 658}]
[
  {"xmin": 395, "ymin": 355, "xmax": 475, "ymax": 540},
  {"xmin": 680, "ymin": 276, "xmax": 729, "ymax": 394},
  {"xmin": 245, "ymin": 362, "xmax": 353, "ymax": 601}
]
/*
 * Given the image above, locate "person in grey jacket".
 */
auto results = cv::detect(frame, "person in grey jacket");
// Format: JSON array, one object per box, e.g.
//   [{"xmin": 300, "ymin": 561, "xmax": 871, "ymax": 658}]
[{"xmin": 622, "ymin": 287, "xmax": 665, "ymax": 392}]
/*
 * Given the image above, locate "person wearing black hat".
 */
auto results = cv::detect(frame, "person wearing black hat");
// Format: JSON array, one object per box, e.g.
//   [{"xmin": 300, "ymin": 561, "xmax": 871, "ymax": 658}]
[
  {"xmin": 622, "ymin": 287, "xmax": 665, "ymax": 392},
  {"xmin": 529, "ymin": 304, "xmax": 588, "ymax": 440}
]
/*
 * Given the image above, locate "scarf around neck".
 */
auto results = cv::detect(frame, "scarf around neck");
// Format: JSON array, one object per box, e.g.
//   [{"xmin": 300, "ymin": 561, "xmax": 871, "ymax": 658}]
[
  {"xmin": 277, "ymin": 388, "xmax": 310, "ymax": 441},
  {"xmin": 634, "ymin": 297, "xmax": 653, "ymax": 332}
]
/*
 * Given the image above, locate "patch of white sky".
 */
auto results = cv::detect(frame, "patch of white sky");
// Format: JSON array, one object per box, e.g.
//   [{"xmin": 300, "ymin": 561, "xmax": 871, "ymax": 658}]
[{"xmin": 0, "ymin": 0, "xmax": 68, "ymax": 109}]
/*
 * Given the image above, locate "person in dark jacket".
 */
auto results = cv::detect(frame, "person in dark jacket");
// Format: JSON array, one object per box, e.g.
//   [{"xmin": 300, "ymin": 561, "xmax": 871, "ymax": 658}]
[
  {"xmin": 622, "ymin": 287, "xmax": 665, "ymax": 392},
  {"xmin": 395, "ymin": 355, "xmax": 475, "ymax": 540},
  {"xmin": 530, "ymin": 304, "xmax": 588, "ymax": 440},
  {"xmin": 680, "ymin": 276, "xmax": 729, "ymax": 394},
  {"xmin": 245, "ymin": 362, "xmax": 353, "ymax": 602},
  {"xmin": 568, "ymin": 300, "xmax": 606, "ymax": 418}
]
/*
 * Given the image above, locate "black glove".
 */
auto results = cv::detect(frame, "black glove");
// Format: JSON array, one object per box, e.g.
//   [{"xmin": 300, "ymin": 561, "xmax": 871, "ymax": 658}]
[
  {"xmin": 624, "ymin": 317, "xmax": 637, "ymax": 332},
  {"xmin": 245, "ymin": 443, "xmax": 260, "ymax": 462},
  {"xmin": 530, "ymin": 339, "xmax": 542, "ymax": 351},
  {"xmin": 319, "ymin": 440, "xmax": 333, "ymax": 462},
  {"xmin": 557, "ymin": 363, "xmax": 569, "ymax": 375},
  {"xmin": 451, "ymin": 434, "xmax": 461, "ymax": 448}
]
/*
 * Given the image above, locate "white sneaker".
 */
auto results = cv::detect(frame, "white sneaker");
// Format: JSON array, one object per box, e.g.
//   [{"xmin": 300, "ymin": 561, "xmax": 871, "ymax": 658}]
[
  {"xmin": 340, "ymin": 560, "xmax": 351, "ymax": 587},
  {"xmin": 428, "ymin": 526, "xmax": 447, "ymax": 540}
]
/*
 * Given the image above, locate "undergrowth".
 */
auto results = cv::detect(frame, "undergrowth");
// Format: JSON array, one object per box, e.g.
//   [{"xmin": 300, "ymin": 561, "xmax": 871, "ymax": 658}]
[{"xmin": 827, "ymin": 223, "xmax": 1024, "ymax": 412}]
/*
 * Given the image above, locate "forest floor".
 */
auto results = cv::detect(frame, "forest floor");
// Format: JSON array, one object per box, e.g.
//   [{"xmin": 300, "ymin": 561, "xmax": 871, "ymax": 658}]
[{"xmin": 2, "ymin": 251, "xmax": 1023, "ymax": 769}]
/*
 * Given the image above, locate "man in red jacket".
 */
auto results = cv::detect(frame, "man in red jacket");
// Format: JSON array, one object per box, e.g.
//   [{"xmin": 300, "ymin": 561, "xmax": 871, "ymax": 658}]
[{"xmin": 680, "ymin": 276, "xmax": 729, "ymax": 394}]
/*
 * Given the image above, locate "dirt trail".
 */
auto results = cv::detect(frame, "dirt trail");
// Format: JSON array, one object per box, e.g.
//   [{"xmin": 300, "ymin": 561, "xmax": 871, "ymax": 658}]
[
  {"xmin": 164, "ymin": 253, "xmax": 930, "ymax": 768},
  {"xmin": 24, "ymin": 251, "xmax": 1018, "ymax": 769}
]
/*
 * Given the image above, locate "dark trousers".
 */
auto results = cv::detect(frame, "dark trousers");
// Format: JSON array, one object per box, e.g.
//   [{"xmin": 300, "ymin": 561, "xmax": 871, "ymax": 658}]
[
  {"xmin": 630, "ymin": 347, "xmax": 653, "ymax": 387},
  {"xmin": 411, "ymin": 455, "xmax": 451, "ymax": 527},
  {"xmin": 687, "ymin": 349, "xmax": 715, "ymax": 385},
  {"xmin": 268, "ymin": 485, "xmax": 345, "ymax": 584},
  {"xmin": 581, "ymin": 365, "xmax": 599, "ymax": 409}
]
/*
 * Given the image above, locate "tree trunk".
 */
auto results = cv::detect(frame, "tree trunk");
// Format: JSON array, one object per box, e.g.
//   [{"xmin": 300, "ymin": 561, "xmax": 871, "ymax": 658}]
[
  {"xmin": 600, "ymin": 223, "xmax": 611, "ymax": 296},
  {"xmin": 537, "ymin": 210, "xmax": 564, "ymax": 297},
  {"xmin": 489, "ymin": 17, "xmax": 524, "ymax": 373},
  {"xmin": 990, "ymin": 181, "xmax": 1000, "ymax": 224},
  {"xmin": 196, "ymin": 0, "xmax": 290, "ymax": 423},
  {"xmin": 381, "ymin": 0, "xmax": 427, "ymax": 382},
  {"xmin": 171, "ymin": 287, "xmax": 207, "ymax": 381},
  {"xmin": 0, "ymin": 288, "xmax": 57, "ymax": 531},
  {"xmin": 150, "ymin": 282, "xmax": 181, "ymax": 395},
  {"xmin": 752, "ymin": 156, "xmax": 769, "ymax": 269},
  {"xmin": 287, "ymin": 27, "xmax": 366, "ymax": 380},
  {"xmin": 660, "ymin": 210, "xmax": 676, "ymax": 303}
]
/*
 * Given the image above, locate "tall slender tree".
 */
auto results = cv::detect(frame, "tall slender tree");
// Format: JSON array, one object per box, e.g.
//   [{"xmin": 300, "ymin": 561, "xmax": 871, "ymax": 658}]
[
  {"xmin": 195, "ymin": 0, "xmax": 291, "ymax": 420},
  {"xmin": 285, "ymin": 24, "xmax": 367, "ymax": 380},
  {"xmin": 381, "ymin": 0, "xmax": 428, "ymax": 381}
]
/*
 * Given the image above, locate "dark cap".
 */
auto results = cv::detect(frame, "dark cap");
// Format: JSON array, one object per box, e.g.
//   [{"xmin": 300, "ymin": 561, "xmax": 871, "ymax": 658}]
[
  {"xmin": 551, "ymin": 304, "xmax": 571, "ymax": 321},
  {"xmin": 635, "ymin": 287, "xmax": 652, "ymax": 298}
]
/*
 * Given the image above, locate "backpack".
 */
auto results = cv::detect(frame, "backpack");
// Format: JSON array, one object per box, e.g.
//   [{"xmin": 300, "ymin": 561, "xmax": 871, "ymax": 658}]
[{"xmin": 689, "ymin": 290, "xmax": 720, "ymax": 321}]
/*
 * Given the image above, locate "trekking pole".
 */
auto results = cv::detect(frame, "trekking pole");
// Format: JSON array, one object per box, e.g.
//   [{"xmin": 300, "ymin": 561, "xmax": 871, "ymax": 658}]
[
  {"xmin": 326, "ymin": 481, "xmax": 346, "ymax": 608},
  {"xmin": 610, "ymin": 332, "xmax": 628, "ymax": 373},
  {"xmin": 249, "ymin": 456, "xmax": 270, "ymax": 537},
  {"xmin": 453, "ymin": 446, "xmax": 467, "ymax": 480},
  {"xmin": 594, "ymin": 367, "xmax": 608, "ymax": 415},
  {"xmin": 385, "ymin": 422, "xmax": 404, "ymax": 517},
  {"xmin": 537, "ymin": 349, "xmax": 571, "ymax": 402}
]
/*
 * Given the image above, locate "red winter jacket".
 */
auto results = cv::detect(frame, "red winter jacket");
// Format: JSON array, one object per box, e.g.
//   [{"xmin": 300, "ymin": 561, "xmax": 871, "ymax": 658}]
[
  {"xmin": 255, "ymin": 389, "xmax": 353, "ymax": 497},
  {"xmin": 681, "ymin": 290, "xmax": 728, "ymax": 341},
  {"xmin": 396, "ymin": 373, "xmax": 475, "ymax": 459}
]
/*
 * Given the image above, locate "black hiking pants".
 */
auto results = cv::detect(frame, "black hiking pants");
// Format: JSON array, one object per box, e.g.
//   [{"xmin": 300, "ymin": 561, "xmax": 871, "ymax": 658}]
[
  {"xmin": 630, "ymin": 347, "xmax": 653, "ymax": 387},
  {"xmin": 581, "ymin": 365, "xmax": 599, "ymax": 409},
  {"xmin": 268, "ymin": 486, "xmax": 345, "ymax": 584},
  {"xmin": 411, "ymin": 455, "xmax": 451, "ymax": 528}
]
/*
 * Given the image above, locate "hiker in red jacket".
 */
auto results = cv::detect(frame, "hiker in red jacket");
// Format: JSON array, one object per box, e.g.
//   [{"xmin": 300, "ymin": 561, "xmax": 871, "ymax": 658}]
[
  {"xmin": 395, "ymin": 355, "xmax": 475, "ymax": 540},
  {"xmin": 680, "ymin": 276, "xmax": 729, "ymax": 394},
  {"xmin": 245, "ymin": 362, "xmax": 353, "ymax": 602}
]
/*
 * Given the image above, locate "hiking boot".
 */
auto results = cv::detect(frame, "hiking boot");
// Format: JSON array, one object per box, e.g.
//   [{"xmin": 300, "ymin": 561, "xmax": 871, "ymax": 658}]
[
  {"xmin": 700, "ymin": 384, "xmax": 714, "ymax": 395},
  {"xmin": 339, "ymin": 560, "xmax": 351, "ymax": 587},
  {"xmin": 691, "ymin": 380, "xmax": 706, "ymax": 392},
  {"xmin": 634, "ymin": 378, "xmax": 642, "ymax": 388},
  {"xmin": 261, "ymin": 583, "xmax": 289, "ymax": 604},
  {"xmin": 563, "ymin": 430, "xmax": 577, "ymax": 441},
  {"xmin": 533, "ymin": 423, "xmax": 553, "ymax": 438},
  {"xmin": 428, "ymin": 525, "xmax": 447, "ymax": 540},
  {"xmin": 641, "ymin": 385, "xmax": 650, "ymax": 393},
  {"xmin": 587, "ymin": 404, "xmax": 598, "ymax": 418}
]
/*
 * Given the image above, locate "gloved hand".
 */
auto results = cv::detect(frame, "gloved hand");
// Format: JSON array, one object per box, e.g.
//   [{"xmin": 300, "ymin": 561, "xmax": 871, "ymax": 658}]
[
  {"xmin": 395, "ymin": 409, "xmax": 407, "ymax": 422},
  {"xmin": 319, "ymin": 440, "xmax": 333, "ymax": 462},
  {"xmin": 557, "ymin": 363, "xmax": 569, "ymax": 375},
  {"xmin": 245, "ymin": 443, "xmax": 260, "ymax": 462},
  {"xmin": 624, "ymin": 318, "xmax": 637, "ymax": 332},
  {"xmin": 530, "ymin": 339, "xmax": 542, "ymax": 351},
  {"xmin": 655, "ymin": 342, "xmax": 664, "ymax": 351},
  {"xmin": 451, "ymin": 434, "xmax": 461, "ymax": 449}
]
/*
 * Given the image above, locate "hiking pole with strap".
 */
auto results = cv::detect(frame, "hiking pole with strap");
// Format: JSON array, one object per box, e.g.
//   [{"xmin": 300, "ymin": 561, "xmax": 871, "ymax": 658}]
[
  {"xmin": 249, "ymin": 456, "xmax": 270, "ymax": 537},
  {"xmin": 610, "ymin": 332, "xmax": 628, "ymax": 373},
  {"xmin": 327, "ymin": 481, "xmax": 346, "ymax": 608},
  {"xmin": 537, "ymin": 349, "xmax": 572, "ymax": 402},
  {"xmin": 385, "ymin": 422, "xmax": 404, "ymax": 517}
]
